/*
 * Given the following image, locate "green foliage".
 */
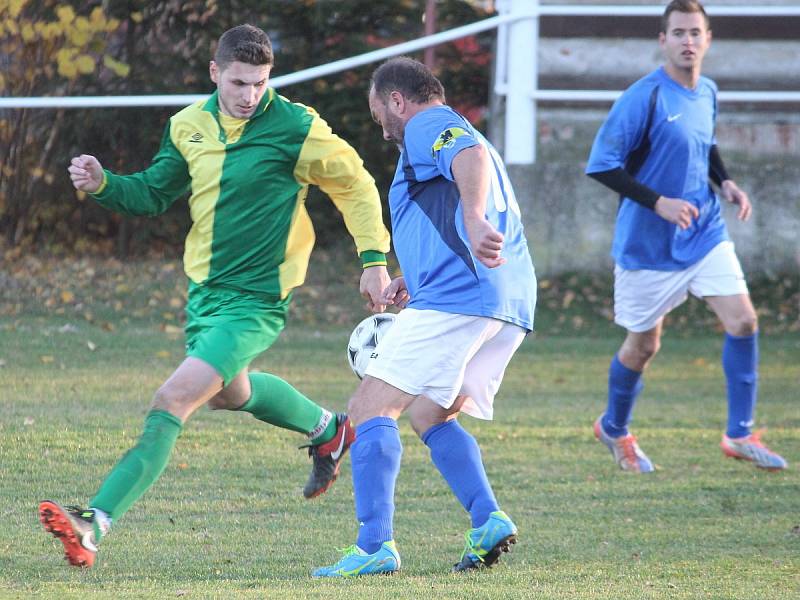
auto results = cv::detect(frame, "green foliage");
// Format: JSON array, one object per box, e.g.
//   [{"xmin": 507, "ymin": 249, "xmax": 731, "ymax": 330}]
[
  {"xmin": 0, "ymin": 1, "xmax": 128, "ymax": 248},
  {"xmin": 1, "ymin": 0, "xmax": 494, "ymax": 256}
]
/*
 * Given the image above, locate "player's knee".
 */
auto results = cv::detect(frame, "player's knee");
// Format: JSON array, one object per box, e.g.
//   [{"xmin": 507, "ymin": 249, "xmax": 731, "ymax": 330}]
[
  {"xmin": 728, "ymin": 311, "xmax": 758, "ymax": 336},
  {"xmin": 151, "ymin": 384, "xmax": 191, "ymax": 414}
]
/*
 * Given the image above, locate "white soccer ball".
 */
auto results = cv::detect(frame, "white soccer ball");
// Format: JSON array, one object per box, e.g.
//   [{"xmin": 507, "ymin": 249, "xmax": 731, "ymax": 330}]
[{"xmin": 346, "ymin": 312, "xmax": 396, "ymax": 379}]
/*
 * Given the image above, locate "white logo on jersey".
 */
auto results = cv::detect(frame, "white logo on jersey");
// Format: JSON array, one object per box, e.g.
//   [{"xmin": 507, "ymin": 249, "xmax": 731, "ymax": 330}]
[{"xmin": 667, "ymin": 113, "xmax": 682, "ymax": 122}]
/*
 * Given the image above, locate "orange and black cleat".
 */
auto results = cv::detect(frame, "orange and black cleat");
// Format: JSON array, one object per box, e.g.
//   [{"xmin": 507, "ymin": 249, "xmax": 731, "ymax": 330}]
[
  {"xmin": 39, "ymin": 500, "xmax": 99, "ymax": 568},
  {"xmin": 302, "ymin": 413, "xmax": 356, "ymax": 499}
]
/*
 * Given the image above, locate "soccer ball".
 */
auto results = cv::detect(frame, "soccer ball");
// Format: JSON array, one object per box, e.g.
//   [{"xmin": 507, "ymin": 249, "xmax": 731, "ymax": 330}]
[{"xmin": 346, "ymin": 312, "xmax": 396, "ymax": 379}]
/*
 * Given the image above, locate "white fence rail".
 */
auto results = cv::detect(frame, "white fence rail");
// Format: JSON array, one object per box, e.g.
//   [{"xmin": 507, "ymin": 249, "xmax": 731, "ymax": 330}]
[{"xmin": 2, "ymin": 3, "xmax": 799, "ymax": 163}]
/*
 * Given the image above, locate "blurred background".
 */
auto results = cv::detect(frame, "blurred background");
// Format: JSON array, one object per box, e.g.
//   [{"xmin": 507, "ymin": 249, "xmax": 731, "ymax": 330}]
[{"xmin": 1, "ymin": 0, "xmax": 798, "ymax": 331}]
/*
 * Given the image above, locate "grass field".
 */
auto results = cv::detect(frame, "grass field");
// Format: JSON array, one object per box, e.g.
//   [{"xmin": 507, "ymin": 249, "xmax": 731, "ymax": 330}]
[{"xmin": 1, "ymin": 260, "xmax": 799, "ymax": 599}]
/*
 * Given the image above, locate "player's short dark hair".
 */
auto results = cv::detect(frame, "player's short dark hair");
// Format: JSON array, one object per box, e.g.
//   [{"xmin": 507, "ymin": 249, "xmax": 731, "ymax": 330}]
[
  {"xmin": 370, "ymin": 57, "xmax": 445, "ymax": 104},
  {"xmin": 214, "ymin": 24, "xmax": 273, "ymax": 69},
  {"xmin": 661, "ymin": 0, "xmax": 710, "ymax": 33}
]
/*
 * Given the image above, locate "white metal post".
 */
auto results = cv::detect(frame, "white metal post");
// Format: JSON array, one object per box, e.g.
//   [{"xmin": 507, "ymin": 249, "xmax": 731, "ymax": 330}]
[{"xmin": 503, "ymin": 0, "xmax": 538, "ymax": 164}]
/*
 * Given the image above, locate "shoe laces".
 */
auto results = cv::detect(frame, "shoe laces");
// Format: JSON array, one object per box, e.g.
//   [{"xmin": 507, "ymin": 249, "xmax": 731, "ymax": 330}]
[
  {"xmin": 459, "ymin": 530, "xmax": 485, "ymax": 564},
  {"xmin": 617, "ymin": 434, "xmax": 642, "ymax": 466}
]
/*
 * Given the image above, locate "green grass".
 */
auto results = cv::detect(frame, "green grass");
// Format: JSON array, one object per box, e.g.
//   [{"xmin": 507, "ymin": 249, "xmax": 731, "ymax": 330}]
[{"xmin": 1, "ymin": 309, "xmax": 798, "ymax": 599}]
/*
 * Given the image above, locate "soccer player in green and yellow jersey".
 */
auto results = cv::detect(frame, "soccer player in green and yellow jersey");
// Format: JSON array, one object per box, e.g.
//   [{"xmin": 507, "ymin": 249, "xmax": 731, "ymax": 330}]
[{"xmin": 39, "ymin": 24, "xmax": 391, "ymax": 568}]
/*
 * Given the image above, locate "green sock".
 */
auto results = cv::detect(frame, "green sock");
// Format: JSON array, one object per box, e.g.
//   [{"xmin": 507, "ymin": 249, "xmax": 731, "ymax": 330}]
[
  {"xmin": 240, "ymin": 372, "xmax": 336, "ymax": 443},
  {"xmin": 90, "ymin": 410, "xmax": 183, "ymax": 521}
]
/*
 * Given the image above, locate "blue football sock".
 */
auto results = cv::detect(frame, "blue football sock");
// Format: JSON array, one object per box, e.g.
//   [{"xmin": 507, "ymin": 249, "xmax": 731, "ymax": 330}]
[
  {"xmin": 603, "ymin": 354, "xmax": 644, "ymax": 438},
  {"xmin": 422, "ymin": 420, "xmax": 499, "ymax": 528},
  {"xmin": 352, "ymin": 417, "xmax": 402, "ymax": 554},
  {"xmin": 722, "ymin": 332, "xmax": 758, "ymax": 438}
]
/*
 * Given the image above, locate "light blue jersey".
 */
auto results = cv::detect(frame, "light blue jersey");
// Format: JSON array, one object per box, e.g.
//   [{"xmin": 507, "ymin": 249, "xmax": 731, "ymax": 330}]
[
  {"xmin": 389, "ymin": 105, "xmax": 536, "ymax": 331},
  {"xmin": 586, "ymin": 67, "xmax": 728, "ymax": 270}
]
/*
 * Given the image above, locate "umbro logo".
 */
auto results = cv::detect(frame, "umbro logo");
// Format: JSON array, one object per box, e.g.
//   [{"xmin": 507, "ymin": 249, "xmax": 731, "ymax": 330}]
[{"xmin": 188, "ymin": 132, "xmax": 203, "ymax": 143}]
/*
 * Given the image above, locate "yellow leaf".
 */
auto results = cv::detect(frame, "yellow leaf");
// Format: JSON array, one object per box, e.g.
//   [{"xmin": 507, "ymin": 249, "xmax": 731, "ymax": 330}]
[
  {"xmin": 107, "ymin": 17, "xmax": 120, "ymax": 30},
  {"xmin": 56, "ymin": 5, "xmax": 76, "ymax": 24},
  {"xmin": 69, "ymin": 28, "xmax": 89, "ymax": 46},
  {"xmin": 58, "ymin": 61, "xmax": 77, "ymax": 79},
  {"xmin": 90, "ymin": 7, "xmax": 105, "ymax": 24},
  {"xmin": 155, "ymin": 350, "xmax": 170, "ymax": 359},
  {"xmin": 130, "ymin": 12, "xmax": 143, "ymax": 23},
  {"xmin": 5, "ymin": 20, "xmax": 18, "ymax": 35},
  {"xmin": 74, "ymin": 16, "xmax": 90, "ymax": 32},
  {"xmin": 103, "ymin": 55, "xmax": 130, "ymax": 78},
  {"xmin": 30, "ymin": 166, "xmax": 44, "ymax": 179},
  {"xmin": 21, "ymin": 22, "xmax": 35, "ymax": 42},
  {"xmin": 9, "ymin": 0, "xmax": 27, "ymax": 19},
  {"xmin": 75, "ymin": 54, "xmax": 95, "ymax": 75},
  {"xmin": 0, "ymin": 73, "xmax": 5, "ymax": 91},
  {"xmin": 40, "ymin": 355, "xmax": 55, "ymax": 363},
  {"xmin": 60, "ymin": 290, "xmax": 74, "ymax": 303}
]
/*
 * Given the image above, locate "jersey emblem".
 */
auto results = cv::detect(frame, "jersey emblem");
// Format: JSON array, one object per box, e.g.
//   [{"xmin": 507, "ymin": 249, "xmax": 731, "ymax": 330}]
[
  {"xmin": 431, "ymin": 127, "xmax": 467, "ymax": 156},
  {"xmin": 189, "ymin": 132, "xmax": 203, "ymax": 143},
  {"xmin": 667, "ymin": 113, "xmax": 682, "ymax": 122}
]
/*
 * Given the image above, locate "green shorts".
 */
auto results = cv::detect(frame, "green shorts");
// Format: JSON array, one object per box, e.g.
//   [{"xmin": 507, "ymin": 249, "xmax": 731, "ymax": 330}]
[{"xmin": 184, "ymin": 282, "xmax": 291, "ymax": 386}]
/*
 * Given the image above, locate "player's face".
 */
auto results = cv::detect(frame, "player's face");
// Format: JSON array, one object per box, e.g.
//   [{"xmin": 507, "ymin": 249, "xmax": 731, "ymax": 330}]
[
  {"xmin": 659, "ymin": 11, "xmax": 711, "ymax": 74},
  {"xmin": 368, "ymin": 87, "xmax": 405, "ymax": 146},
  {"xmin": 210, "ymin": 60, "xmax": 271, "ymax": 118}
]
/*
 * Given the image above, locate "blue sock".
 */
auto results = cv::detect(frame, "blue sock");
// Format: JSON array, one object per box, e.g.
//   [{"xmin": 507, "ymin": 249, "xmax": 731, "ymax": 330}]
[
  {"xmin": 422, "ymin": 420, "xmax": 499, "ymax": 528},
  {"xmin": 352, "ymin": 417, "xmax": 402, "ymax": 554},
  {"xmin": 603, "ymin": 354, "xmax": 644, "ymax": 438},
  {"xmin": 722, "ymin": 332, "xmax": 758, "ymax": 438}
]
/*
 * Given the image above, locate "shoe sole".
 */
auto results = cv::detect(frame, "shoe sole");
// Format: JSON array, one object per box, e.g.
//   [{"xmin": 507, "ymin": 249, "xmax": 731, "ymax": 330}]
[
  {"xmin": 304, "ymin": 466, "xmax": 340, "ymax": 499},
  {"xmin": 39, "ymin": 501, "xmax": 95, "ymax": 568},
  {"xmin": 453, "ymin": 534, "xmax": 517, "ymax": 572},
  {"xmin": 721, "ymin": 444, "xmax": 785, "ymax": 471}
]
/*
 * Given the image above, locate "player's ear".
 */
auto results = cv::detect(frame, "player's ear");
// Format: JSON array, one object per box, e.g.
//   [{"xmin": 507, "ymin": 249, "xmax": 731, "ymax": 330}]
[
  {"xmin": 209, "ymin": 60, "xmax": 219, "ymax": 84},
  {"xmin": 389, "ymin": 90, "xmax": 405, "ymax": 115}
]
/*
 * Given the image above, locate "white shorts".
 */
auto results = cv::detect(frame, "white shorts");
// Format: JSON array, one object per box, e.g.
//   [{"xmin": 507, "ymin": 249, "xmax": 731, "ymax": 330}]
[
  {"xmin": 614, "ymin": 241, "xmax": 749, "ymax": 333},
  {"xmin": 364, "ymin": 308, "xmax": 527, "ymax": 420}
]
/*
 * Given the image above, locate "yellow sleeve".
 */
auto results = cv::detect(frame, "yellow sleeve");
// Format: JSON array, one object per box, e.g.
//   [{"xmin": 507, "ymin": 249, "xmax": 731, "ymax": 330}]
[{"xmin": 294, "ymin": 110, "xmax": 391, "ymax": 259}]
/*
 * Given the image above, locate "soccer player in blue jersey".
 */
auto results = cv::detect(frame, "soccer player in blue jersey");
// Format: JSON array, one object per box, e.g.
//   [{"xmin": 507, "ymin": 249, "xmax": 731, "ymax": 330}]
[
  {"xmin": 313, "ymin": 57, "xmax": 537, "ymax": 576},
  {"xmin": 586, "ymin": 0, "xmax": 786, "ymax": 473}
]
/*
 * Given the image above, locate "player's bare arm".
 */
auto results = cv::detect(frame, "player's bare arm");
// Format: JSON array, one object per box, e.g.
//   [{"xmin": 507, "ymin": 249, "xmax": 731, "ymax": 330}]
[
  {"xmin": 380, "ymin": 276, "xmax": 410, "ymax": 309},
  {"xmin": 451, "ymin": 145, "xmax": 506, "ymax": 268},
  {"xmin": 654, "ymin": 195, "xmax": 700, "ymax": 230},
  {"xmin": 720, "ymin": 180, "xmax": 752, "ymax": 221},
  {"xmin": 67, "ymin": 154, "xmax": 104, "ymax": 193},
  {"xmin": 360, "ymin": 265, "xmax": 391, "ymax": 313}
]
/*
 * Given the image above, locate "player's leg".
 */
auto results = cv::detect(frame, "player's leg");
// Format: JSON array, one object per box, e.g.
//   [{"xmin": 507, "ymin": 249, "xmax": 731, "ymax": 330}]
[
  {"xmin": 596, "ymin": 264, "xmax": 695, "ymax": 472},
  {"xmin": 191, "ymin": 287, "xmax": 351, "ymax": 495},
  {"xmin": 40, "ymin": 357, "xmax": 223, "ymax": 567},
  {"xmin": 311, "ymin": 375, "xmax": 411, "ymax": 577},
  {"xmin": 696, "ymin": 244, "xmax": 787, "ymax": 469},
  {"xmin": 408, "ymin": 320, "xmax": 524, "ymax": 571}
]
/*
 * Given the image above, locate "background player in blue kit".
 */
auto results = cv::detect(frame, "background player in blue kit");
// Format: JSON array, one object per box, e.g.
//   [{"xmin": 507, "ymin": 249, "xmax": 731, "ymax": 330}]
[
  {"xmin": 313, "ymin": 57, "xmax": 537, "ymax": 576},
  {"xmin": 586, "ymin": 0, "xmax": 786, "ymax": 473}
]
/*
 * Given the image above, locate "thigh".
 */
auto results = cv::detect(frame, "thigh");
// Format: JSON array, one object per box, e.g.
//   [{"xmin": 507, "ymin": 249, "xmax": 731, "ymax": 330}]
[
  {"xmin": 613, "ymin": 265, "xmax": 691, "ymax": 332},
  {"xmin": 364, "ymin": 309, "xmax": 504, "ymax": 412},
  {"xmin": 184, "ymin": 285, "xmax": 289, "ymax": 385},
  {"xmin": 348, "ymin": 375, "xmax": 419, "ymax": 426}
]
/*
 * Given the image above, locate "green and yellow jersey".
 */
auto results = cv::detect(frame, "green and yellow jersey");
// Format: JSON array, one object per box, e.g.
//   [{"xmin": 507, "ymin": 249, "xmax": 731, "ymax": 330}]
[{"xmin": 92, "ymin": 89, "xmax": 390, "ymax": 298}]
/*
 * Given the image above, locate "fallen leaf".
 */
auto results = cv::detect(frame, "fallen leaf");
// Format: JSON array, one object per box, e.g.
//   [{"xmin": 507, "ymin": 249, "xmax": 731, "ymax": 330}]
[
  {"xmin": 40, "ymin": 355, "xmax": 54, "ymax": 363},
  {"xmin": 87, "ymin": 340, "xmax": 97, "ymax": 351}
]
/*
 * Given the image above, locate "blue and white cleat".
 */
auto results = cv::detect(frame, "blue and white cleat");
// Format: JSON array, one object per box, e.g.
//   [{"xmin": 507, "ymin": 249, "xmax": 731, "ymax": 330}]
[
  {"xmin": 452, "ymin": 510, "xmax": 518, "ymax": 572},
  {"xmin": 594, "ymin": 415, "xmax": 655, "ymax": 473},
  {"xmin": 312, "ymin": 540, "xmax": 400, "ymax": 577}
]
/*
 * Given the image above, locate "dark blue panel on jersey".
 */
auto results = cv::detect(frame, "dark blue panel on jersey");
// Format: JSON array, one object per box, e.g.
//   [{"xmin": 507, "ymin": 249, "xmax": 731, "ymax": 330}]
[{"xmin": 401, "ymin": 155, "xmax": 476, "ymax": 276}]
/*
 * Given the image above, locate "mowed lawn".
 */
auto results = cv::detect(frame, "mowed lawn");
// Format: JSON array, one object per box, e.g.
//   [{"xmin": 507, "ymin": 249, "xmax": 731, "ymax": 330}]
[{"xmin": 1, "ymin": 315, "xmax": 798, "ymax": 599}]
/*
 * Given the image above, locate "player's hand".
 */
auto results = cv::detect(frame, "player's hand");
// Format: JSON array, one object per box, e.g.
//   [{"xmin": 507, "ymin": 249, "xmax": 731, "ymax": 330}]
[
  {"xmin": 720, "ymin": 180, "xmax": 752, "ymax": 221},
  {"xmin": 654, "ymin": 196, "xmax": 699, "ymax": 230},
  {"xmin": 381, "ymin": 276, "xmax": 410, "ymax": 309},
  {"xmin": 464, "ymin": 215, "xmax": 506, "ymax": 268},
  {"xmin": 68, "ymin": 154, "xmax": 104, "ymax": 193},
  {"xmin": 360, "ymin": 265, "xmax": 391, "ymax": 313}
]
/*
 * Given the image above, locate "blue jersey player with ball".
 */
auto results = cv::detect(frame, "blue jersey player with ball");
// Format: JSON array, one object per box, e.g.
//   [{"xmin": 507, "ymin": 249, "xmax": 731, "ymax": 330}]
[
  {"xmin": 586, "ymin": 0, "xmax": 786, "ymax": 473},
  {"xmin": 313, "ymin": 57, "xmax": 537, "ymax": 576}
]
